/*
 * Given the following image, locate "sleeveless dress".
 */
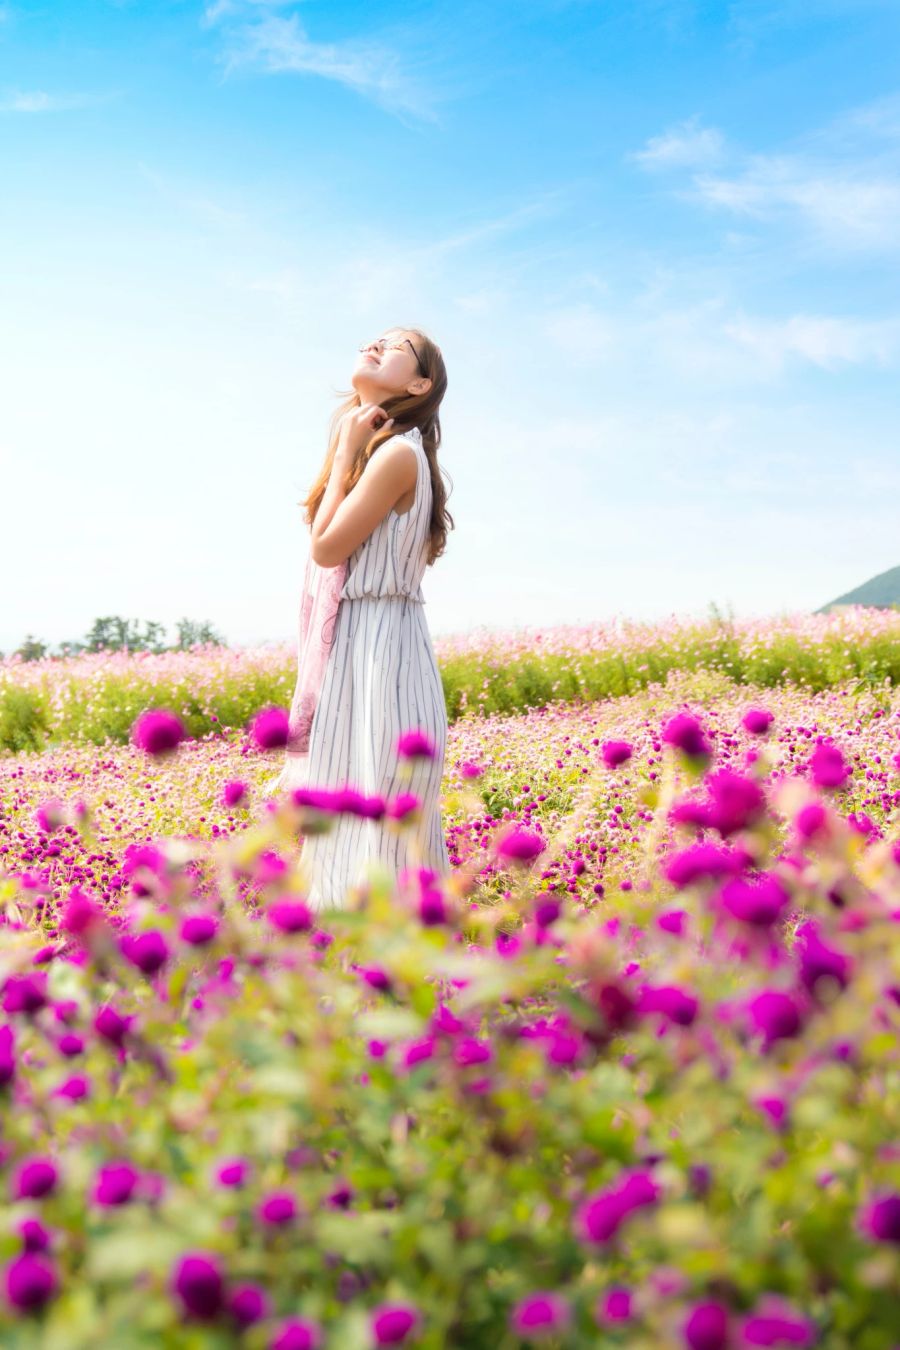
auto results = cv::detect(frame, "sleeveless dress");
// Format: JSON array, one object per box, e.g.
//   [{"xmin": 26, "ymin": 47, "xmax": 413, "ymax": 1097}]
[{"xmin": 298, "ymin": 426, "xmax": 452, "ymax": 911}]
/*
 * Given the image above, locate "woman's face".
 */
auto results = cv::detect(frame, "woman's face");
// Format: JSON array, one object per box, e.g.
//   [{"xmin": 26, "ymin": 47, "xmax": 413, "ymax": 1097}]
[{"xmin": 352, "ymin": 330, "xmax": 431, "ymax": 402}]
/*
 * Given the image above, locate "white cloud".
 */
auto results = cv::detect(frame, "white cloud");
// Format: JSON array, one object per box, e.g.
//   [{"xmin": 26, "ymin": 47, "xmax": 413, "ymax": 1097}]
[
  {"xmin": 0, "ymin": 90, "xmax": 115, "ymax": 112},
  {"xmin": 630, "ymin": 115, "xmax": 727, "ymax": 170},
  {"xmin": 207, "ymin": 9, "xmax": 442, "ymax": 124},
  {"xmin": 722, "ymin": 312, "xmax": 900, "ymax": 373}
]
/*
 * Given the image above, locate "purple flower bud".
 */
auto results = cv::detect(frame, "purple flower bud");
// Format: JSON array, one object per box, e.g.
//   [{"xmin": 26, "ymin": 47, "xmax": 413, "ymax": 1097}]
[
  {"xmin": 664, "ymin": 843, "xmax": 749, "ymax": 889},
  {"xmin": 228, "ymin": 1282, "xmax": 269, "ymax": 1326},
  {"xmin": 534, "ymin": 897, "xmax": 562, "ymax": 928},
  {"xmin": 740, "ymin": 1297, "xmax": 815, "ymax": 1346},
  {"xmin": 746, "ymin": 990, "xmax": 804, "ymax": 1050},
  {"xmin": 683, "ymin": 1301, "xmax": 729, "ymax": 1350},
  {"xmin": 638, "ymin": 983, "xmax": 700, "ymax": 1027},
  {"xmin": 370, "ymin": 1302, "xmax": 421, "ymax": 1345},
  {"xmin": 13, "ymin": 1158, "xmax": 58, "ymax": 1201},
  {"xmin": 509, "ymin": 1291, "xmax": 571, "ymax": 1337},
  {"xmin": 55, "ymin": 1074, "xmax": 90, "ymax": 1101},
  {"xmin": 602, "ymin": 740, "xmax": 633, "ymax": 768},
  {"xmin": 387, "ymin": 791, "xmax": 421, "ymax": 821},
  {"xmin": 496, "ymin": 828, "xmax": 546, "ymax": 864},
  {"xmin": 2, "ymin": 974, "xmax": 48, "ymax": 1016},
  {"xmin": 215, "ymin": 1158, "xmax": 248, "ymax": 1188},
  {"xmin": 94, "ymin": 1004, "xmax": 131, "ymax": 1045},
  {"xmin": 704, "ymin": 768, "xmax": 766, "ymax": 837},
  {"xmin": 794, "ymin": 802, "xmax": 829, "ymax": 841},
  {"xmin": 35, "ymin": 798, "xmax": 66, "ymax": 833},
  {"xmin": 270, "ymin": 1319, "xmax": 324, "ymax": 1350},
  {"xmin": 172, "ymin": 1252, "xmax": 225, "ymax": 1321},
  {"xmin": 18, "ymin": 1218, "xmax": 51, "ymax": 1253},
  {"xmin": 258, "ymin": 1191, "xmax": 296, "ymax": 1226},
  {"xmin": 595, "ymin": 1287, "xmax": 632, "ymax": 1324},
  {"xmin": 180, "ymin": 913, "xmax": 219, "ymax": 946},
  {"xmin": 808, "ymin": 740, "xmax": 850, "ymax": 790},
  {"xmin": 742, "ymin": 707, "xmax": 774, "ymax": 735},
  {"xmin": 131, "ymin": 709, "xmax": 185, "ymax": 757},
  {"xmin": 859, "ymin": 1192, "xmax": 900, "ymax": 1245},
  {"xmin": 795, "ymin": 920, "xmax": 852, "ymax": 997},
  {"xmin": 60, "ymin": 889, "xmax": 106, "ymax": 938},
  {"xmin": 401, "ymin": 1037, "xmax": 436, "ymax": 1070},
  {"xmin": 250, "ymin": 705, "xmax": 290, "ymax": 750},
  {"xmin": 360, "ymin": 965, "xmax": 393, "ymax": 993},
  {"xmin": 453, "ymin": 1037, "xmax": 492, "ymax": 1068},
  {"xmin": 662, "ymin": 713, "xmax": 712, "ymax": 761},
  {"xmin": 267, "ymin": 900, "xmax": 314, "ymax": 934},
  {"xmin": 3, "ymin": 1253, "xmax": 58, "ymax": 1311},
  {"xmin": 397, "ymin": 729, "xmax": 436, "ymax": 760},
  {"xmin": 120, "ymin": 929, "xmax": 170, "ymax": 975},
  {"xmin": 93, "ymin": 1162, "xmax": 139, "ymax": 1207},
  {"xmin": 719, "ymin": 872, "xmax": 789, "ymax": 927},
  {"xmin": 222, "ymin": 780, "xmax": 247, "ymax": 808}
]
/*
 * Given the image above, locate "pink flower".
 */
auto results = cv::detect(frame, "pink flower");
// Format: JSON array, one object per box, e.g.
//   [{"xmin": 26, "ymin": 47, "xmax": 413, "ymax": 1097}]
[
  {"xmin": 740, "ymin": 1297, "xmax": 815, "ymax": 1346},
  {"xmin": 595, "ymin": 1287, "xmax": 632, "ymax": 1325},
  {"xmin": 718, "ymin": 872, "xmax": 789, "ymax": 928},
  {"xmin": 683, "ymin": 1300, "xmax": 730, "ymax": 1350},
  {"xmin": 795, "ymin": 920, "xmax": 852, "ymax": 997},
  {"xmin": 746, "ymin": 991, "xmax": 804, "ymax": 1050},
  {"xmin": 808, "ymin": 740, "xmax": 850, "ymax": 790},
  {"xmin": 397, "ymin": 729, "xmax": 436, "ymax": 760},
  {"xmin": 370, "ymin": 1302, "xmax": 421, "ymax": 1345},
  {"xmin": 664, "ymin": 843, "xmax": 749, "ymax": 889},
  {"xmin": 3, "ymin": 1253, "xmax": 58, "ymax": 1311},
  {"xmin": 496, "ymin": 828, "xmax": 546, "ymax": 865},
  {"xmin": 171, "ymin": 1252, "xmax": 225, "ymax": 1321},
  {"xmin": 267, "ymin": 900, "xmax": 314, "ymax": 934},
  {"xmin": 602, "ymin": 740, "xmax": 633, "ymax": 768},
  {"xmin": 453, "ymin": 1037, "xmax": 492, "ymax": 1068},
  {"xmin": 222, "ymin": 780, "xmax": 248, "ymax": 808},
  {"xmin": 704, "ymin": 769, "xmax": 766, "ymax": 837},
  {"xmin": 575, "ymin": 1169, "xmax": 661, "ymax": 1244},
  {"xmin": 858, "ymin": 1192, "xmax": 900, "ymax": 1245},
  {"xmin": 509, "ymin": 1291, "xmax": 570, "ymax": 1338},
  {"xmin": 258, "ymin": 1192, "xmax": 296, "ymax": 1226},
  {"xmin": 180, "ymin": 913, "xmax": 219, "ymax": 946},
  {"xmin": 638, "ymin": 983, "xmax": 700, "ymax": 1027},
  {"xmin": 35, "ymin": 798, "xmax": 66, "ymax": 833},
  {"xmin": 271, "ymin": 1318, "xmax": 324, "ymax": 1349},
  {"xmin": 13, "ymin": 1158, "xmax": 58, "ymax": 1201},
  {"xmin": 120, "ymin": 929, "xmax": 170, "ymax": 975},
  {"xmin": 742, "ymin": 708, "xmax": 774, "ymax": 735},
  {"xmin": 662, "ymin": 713, "xmax": 712, "ymax": 761},
  {"xmin": 250, "ymin": 706, "xmax": 290, "ymax": 750},
  {"xmin": 93, "ymin": 1162, "xmax": 139, "ymax": 1206},
  {"xmin": 131, "ymin": 709, "xmax": 185, "ymax": 757}
]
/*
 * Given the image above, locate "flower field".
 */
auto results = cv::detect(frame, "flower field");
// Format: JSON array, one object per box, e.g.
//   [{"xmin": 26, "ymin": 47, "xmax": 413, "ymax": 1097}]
[{"xmin": 1, "ymin": 637, "xmax": 899, "ymax": 1348}]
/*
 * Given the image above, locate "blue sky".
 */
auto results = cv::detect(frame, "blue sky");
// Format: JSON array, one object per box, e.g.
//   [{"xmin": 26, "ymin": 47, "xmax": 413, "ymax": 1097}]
[{"xmin": 2, "ymin": 0, "xmax": 899, "ymax": 653}]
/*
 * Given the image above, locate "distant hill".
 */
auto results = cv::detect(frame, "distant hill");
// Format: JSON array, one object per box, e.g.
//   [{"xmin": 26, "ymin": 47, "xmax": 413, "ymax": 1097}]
[{"xmin": 817, "ymin": 564, "xmax": 900, "ymax": 615}]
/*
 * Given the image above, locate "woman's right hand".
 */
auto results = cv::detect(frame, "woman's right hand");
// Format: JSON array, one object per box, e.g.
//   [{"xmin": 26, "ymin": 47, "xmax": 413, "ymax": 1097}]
[{"xmin": 338, "ymin": 403, "xmax": 395, "ymax": 458}]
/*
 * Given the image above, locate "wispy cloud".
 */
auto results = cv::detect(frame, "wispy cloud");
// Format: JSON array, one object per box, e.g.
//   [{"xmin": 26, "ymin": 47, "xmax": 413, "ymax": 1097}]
[
  {"xmin": 203, "ymin": 2, "xmax": 444, "ymax": 124},
  {"xmin": 631, "ymin": 95, "xmax": 900, "ymax": 252},
  {"xmin": 0, "ymin": 89, "xmax": 117, "ymax": 112},
  {"xmin": 629, "ymin": 115, "xmax": 726, "ymax": 170},
  {"xmin": 137, "ymin": 162, "xmax": 249, "ymax": 229},
  {"xmin": 722, "ymin": 311, "xmax": 900, "ymax": 373}
]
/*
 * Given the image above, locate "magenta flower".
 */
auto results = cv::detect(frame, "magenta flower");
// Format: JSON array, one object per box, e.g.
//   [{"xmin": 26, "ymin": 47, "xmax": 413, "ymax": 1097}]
[
  {"xmin": 13, "ymin": 1158, "xmax": 58, "ymax": 1201},
  {"xmin": 602, "ymin": 739, "xmax": 633, "ymax": 768},
  {"xmin": 453, "ymin": 1037, "xmax": 492, "ymax": 1068},
  {"xmin": 595, "ymin": 1287, "xmax": 633, "ymax": 1325},
  {"xmin": 250, "ymin": 705, "xmax": 290, "ymax": 750},
  {"xmin": 60, "ymin": 889, "xmax": 107, "ymax": 938},
  {"xmin": 662, "ymin": 713, "xmax": 712, "ymax": 761},
  {"xmin": 55, "ymin": 1074, "xmax": 90, "ymax": 1101},
  {"xmin": 401, "ymin": 1037, "xmax": 436, "ymax": 1070},
  {"xmin": 18, "ymin": 1218, "xmax": 51, "ymax": 1253},
  {"xmin": 638, "ymin": 983, "xmax": 699, "ymax": 1027},
  {"xmin": 215, "ymin": 1158, "xmax": 249, "ymax": 1189},
  {"xmin": 742, "ymin": 707, "xmax": 774, "ymax": 735},
  {"xmin": 397, "ymin": 729, "xmax": 436, "ymax": 759},
  {"xmin": 387, "ymin": 791, "xmax": 421, "ymax": 821},
  {"xmin": 664, "ymin": 843, "xmax": 748, "ymax": 889},
  {"xmin": 360, "ymin": 965, "xmax": 393, "ymax": 993},
  {"xmin": 180, "ymin": 913, "xmax": 219, "ymax": 946},
  {"xmin": 94, "ymin": 1004, "xmax": 132, "ymax": 1046},
  {"xmin": 718, "ymin": 872, "xmax": 789, "ymax": 928},
  {"xmin": 258, "ymin": 1191, "xmax": 297, "ymax": 1226},
  {"xmin": 35, "ymin": 798, "xmax": 66, "ymax": 833},
  {"xmin": 0, "ymin": 1023, "xmax": 15, "ymax": 1086},
  {"xmin": 228, "ymin": 1283, "xmax": 269, "ymax": 1326},
  {"xmin": 808, "ymin": 740, "xmax": 850, "ymax": 789},
  {"xmin": 793, "ymin": 802, "xmax": 829, "ymax": 841},
  {"xmin": 858, "ymin": 1192, "xmax": 900, "ymax": 1245},
  {"xmin": 496, "ymin": 828, "xmax": 546, "ymax": 865},
  {"xmin": 746, "ymin": 991, "xmax": 804, "ymax": 1050},
  {"xmin": 370, "ymin": 1302, "xmax": 421, "ymax": 1345},
  {"xmin": 509, "ymin": 1291, "xmax": 570, "ymax": 1338},
  {"xmin": 222, "ymin": 779, "xmax": 248, "ymax": 808},
  {"xmin": 2, "ymin": 973, "xmax": 48, "ymax": 1016},
  {"xmin": 740, "ymin": 1297, "xmax": 815, "ymax": 1346},
  {"xmin": 704, "ymin": 769, "xmax": 766, "ymax": 837},
  {"xmin": 683, "ymin": 1301, "xmax": 730, "ymax": 1350},
  {"xmin": 575, "ymin": 1169, "xmax": 661, "ymax": 1245},
  {"xmin": 131, "ymin": 708, "xmax": 185, "ymax": 757},
  {"xmin": 3, "ymin": 1253, "xmax": 58, "ymax": 1311},
  {"xmin": 120, "ymin": 929, "xmax": 170, "ymax": 975},
  {"xmin": 93, "ymin": 1162, "xmax": 139, "ymax": 1207},
  {"xmin": 172, "ymin": 1252, "xmax": 225, "ymax": 1321},
  {"xmin": 534, "ymin": 897, "xmax": 562, "ymax": 928},
  {"xmin": 795, "ymin": 920, "xmax": 852, "ymax": 997},
  {"xmin": 271, "ymin": 1319, "xmax": 324, "ymax": 1350},
  {"xmin": 267, "ymin": 899, "xmax": 314, "ymax": 934}
]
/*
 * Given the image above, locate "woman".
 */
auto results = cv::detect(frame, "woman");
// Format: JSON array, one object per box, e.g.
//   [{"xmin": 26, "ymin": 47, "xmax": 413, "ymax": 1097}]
[{"xmin": 271, "ymin": 327, "xmax": 454, "ymax": 912}]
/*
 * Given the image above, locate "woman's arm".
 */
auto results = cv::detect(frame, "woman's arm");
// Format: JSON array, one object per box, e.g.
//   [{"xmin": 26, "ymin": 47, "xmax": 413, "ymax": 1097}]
[{"xmin": 310, "ymin": 441, "xmax": 418, "ymax": 569}]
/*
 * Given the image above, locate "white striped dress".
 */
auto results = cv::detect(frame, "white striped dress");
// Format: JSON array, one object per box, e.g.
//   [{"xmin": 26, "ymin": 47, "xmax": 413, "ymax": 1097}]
[{"xmin": 299, "ymin": 425, "xmax": 452, "ymax": 911}]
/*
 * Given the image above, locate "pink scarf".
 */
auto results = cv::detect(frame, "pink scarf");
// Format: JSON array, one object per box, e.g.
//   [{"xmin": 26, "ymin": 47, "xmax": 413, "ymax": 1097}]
[{"xmin": 267, "ymin": 547, "xmax": 347, "ymax": 796}]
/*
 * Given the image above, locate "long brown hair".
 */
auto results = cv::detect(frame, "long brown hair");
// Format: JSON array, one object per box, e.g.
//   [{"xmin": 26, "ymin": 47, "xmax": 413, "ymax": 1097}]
[{"xmin": 300, "ymin": 326, "xmax": 454, "ymax": 566}]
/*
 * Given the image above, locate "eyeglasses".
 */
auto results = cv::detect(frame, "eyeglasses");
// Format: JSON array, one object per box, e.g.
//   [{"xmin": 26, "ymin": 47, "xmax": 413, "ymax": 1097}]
[{"xmin": 359, "ymin": 336, "xmax": 425, "ymax": 376}]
